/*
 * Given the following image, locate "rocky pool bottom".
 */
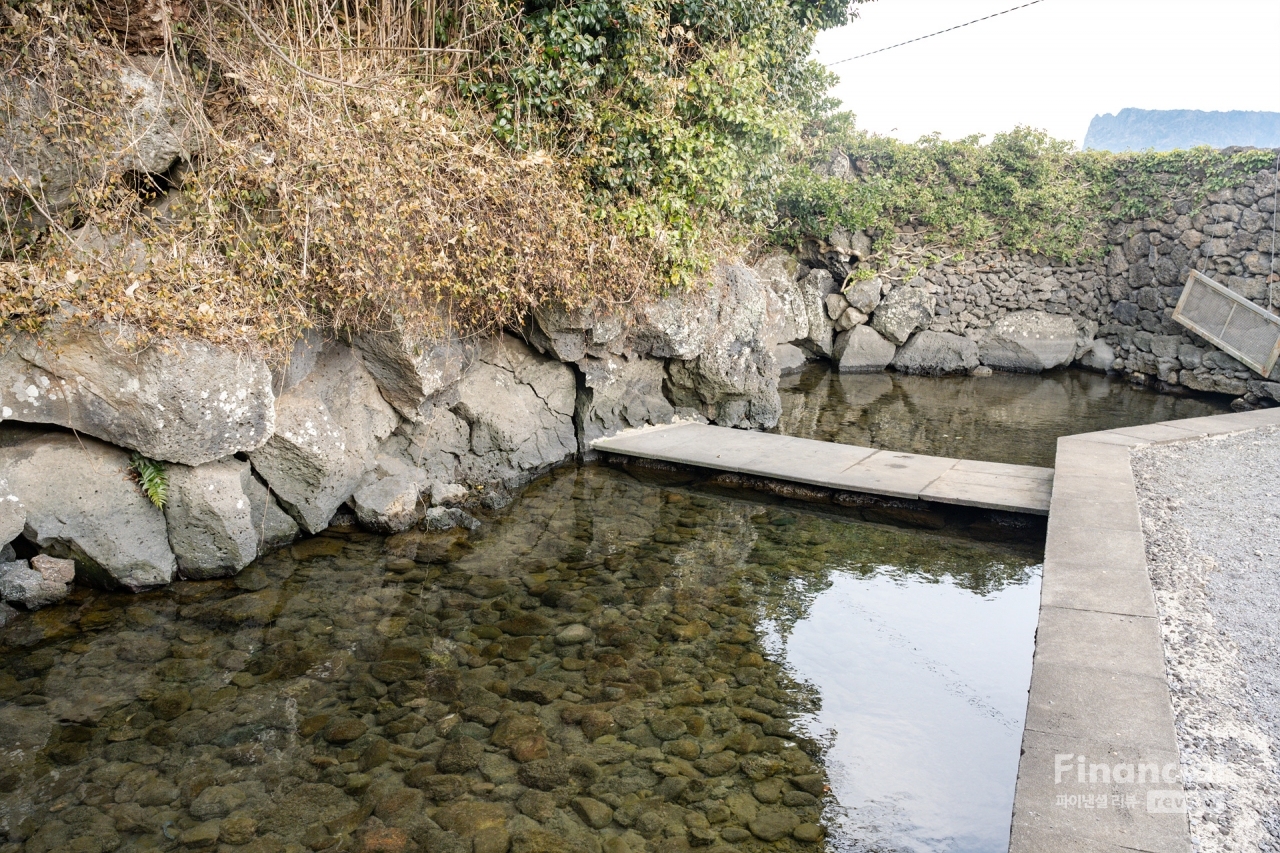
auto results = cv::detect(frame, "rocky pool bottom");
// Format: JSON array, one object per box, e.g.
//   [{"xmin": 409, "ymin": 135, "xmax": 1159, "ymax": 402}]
[{"xmin": 0, "ymin": 464, "xmax": 1041, "ymax": 853}]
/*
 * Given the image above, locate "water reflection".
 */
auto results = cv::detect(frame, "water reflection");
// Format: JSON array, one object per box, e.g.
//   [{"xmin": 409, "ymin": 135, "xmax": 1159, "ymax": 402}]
[
  {"xmin": 765, "ymin": 573, "xmax": 1040, "ymax": 853},
  {"xmin": 744, "ymin": 515, "xmax": 1040, "ymax": 853},
  {"xmin": 777, "ymin": 367, "xmax": 1229, "ymax": 467}
]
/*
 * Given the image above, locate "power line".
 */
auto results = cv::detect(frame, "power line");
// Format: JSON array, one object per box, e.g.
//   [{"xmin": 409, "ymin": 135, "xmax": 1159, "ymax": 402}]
[{"xmin": 823, "ymin": 0, "xmax": 1050, "ymax": 67}]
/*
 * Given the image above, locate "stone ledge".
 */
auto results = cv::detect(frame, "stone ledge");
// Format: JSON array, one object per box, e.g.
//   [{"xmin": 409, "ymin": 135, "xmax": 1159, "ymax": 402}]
[
  {"xmin": 1009, "ymin": 406, "xmax": 1280, "ymax": 853},
  {"xmin": 593, "ymin": 422, "xmax": 1054, "ymax": 514}
]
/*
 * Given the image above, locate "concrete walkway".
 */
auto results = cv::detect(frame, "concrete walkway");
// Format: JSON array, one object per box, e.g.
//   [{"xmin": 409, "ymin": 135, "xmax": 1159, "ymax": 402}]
[
  {"xmin": 592, "ymin": 422, "xmax": 1054, "ymax": 515},
  {"xmin": 1010, "ymin": 407, "xmax": 1280, "ymax": 853}
]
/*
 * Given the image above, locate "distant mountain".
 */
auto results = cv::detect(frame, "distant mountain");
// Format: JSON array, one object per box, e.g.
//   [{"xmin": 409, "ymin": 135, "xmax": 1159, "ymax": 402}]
[{"xmin": 1083, "ymin": 108, "xmax": 1280, "ymax": 152}]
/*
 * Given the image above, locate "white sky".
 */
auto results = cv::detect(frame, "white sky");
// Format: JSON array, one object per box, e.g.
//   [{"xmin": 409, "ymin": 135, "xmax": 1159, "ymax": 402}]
[{"xmin": 812, "ymin": 0, "xmax": 1280, "ymax": 146}]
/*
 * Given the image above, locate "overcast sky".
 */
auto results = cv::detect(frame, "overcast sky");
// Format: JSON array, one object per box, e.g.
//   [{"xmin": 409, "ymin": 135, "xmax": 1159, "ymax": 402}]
[{"xmin": 812, "ymin": 0, "xmax": 1280, "ymax": 146}]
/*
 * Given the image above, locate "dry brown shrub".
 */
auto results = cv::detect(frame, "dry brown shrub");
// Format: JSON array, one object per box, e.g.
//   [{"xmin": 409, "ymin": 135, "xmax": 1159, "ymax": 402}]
[
  {"xmin": 91, "ymin": 0, "xmax": 190, "ymax": 52},
  {"xmin": 1, "ymin": 1, "xmax": 666, "ymax": 354}
]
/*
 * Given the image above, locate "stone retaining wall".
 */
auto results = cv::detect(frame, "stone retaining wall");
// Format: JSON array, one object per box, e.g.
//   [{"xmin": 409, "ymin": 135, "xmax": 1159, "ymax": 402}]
[
  {"xmin": 4, "ymin": 156, "xmax": 1278, "ymax": 602},
  {"xmin": 0, "ymin": 258, "xmax": 797, "ymax": 599},
  {"xmin": 789, "ymin": 158, "xmax": 1280, "ymax": 404}
]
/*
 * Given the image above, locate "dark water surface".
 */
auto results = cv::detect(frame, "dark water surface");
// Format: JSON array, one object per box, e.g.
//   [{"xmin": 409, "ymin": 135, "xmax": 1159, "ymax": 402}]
[
  {"xmin": 776, "ymin": 366, "xmax": 1230, "ymax": 468},
  {"xmin": 0, "ymin": 464, "xmax": 1040, "ymax": 853}
]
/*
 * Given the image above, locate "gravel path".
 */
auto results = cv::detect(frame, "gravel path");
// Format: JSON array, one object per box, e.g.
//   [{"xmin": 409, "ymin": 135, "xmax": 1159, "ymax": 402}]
[{"xmin": 1133, "ymin": 424, "xmax": 1280, "ymax": 853}]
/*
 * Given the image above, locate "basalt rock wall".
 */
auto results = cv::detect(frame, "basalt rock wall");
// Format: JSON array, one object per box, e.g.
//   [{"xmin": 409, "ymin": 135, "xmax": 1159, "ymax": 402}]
[
  {"xmin": 5, "ymin": 141, "xmax": 1279, "ymax": 599},
  {"xmin": 0, "ymin": 258, "xmax": 797, "ymax": 597},
  {"xmin": 790, "ymin": 155, "xmax": 1280, "ymax": 404}
]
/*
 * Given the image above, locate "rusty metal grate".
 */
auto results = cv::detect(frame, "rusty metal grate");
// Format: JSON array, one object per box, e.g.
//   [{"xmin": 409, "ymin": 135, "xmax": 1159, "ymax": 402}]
[{"xmin": 1172, "ymin": 270, "xmax": 1280, "ymax": 377}]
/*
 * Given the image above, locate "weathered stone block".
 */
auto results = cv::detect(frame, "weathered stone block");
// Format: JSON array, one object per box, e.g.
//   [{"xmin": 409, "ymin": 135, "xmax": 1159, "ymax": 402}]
[
  {"xmin": 978, "ymin": 311, "xmax": 1078, "ymax": 373},
  {"xmin": 351, "ymin": 328, "xmax": 468, "ymax": 421},
  {"xmin": 833, "ymin": 326, "xmax": 897, "ymax": 373},
  {"xmin": 164, "ymin": 458, "xmax": 260, "ymax": 579},
  {"xmin": 664, "ymin": 264, "xmax": 782, "ymax": 429},
  {"xmin": 0, "ymin": 433, "xmax": 176, "ymax": 590},
  {"xmin": 870, "ymin": 284, "xmax": 935, "ymax": 345},
  {"xmin": 0, "ymin": 329, "xmax": 275, "ymax": 466},
  {"xmin": 892, "ymin": 331, "xmax": 979, "ymax": 376},
  {"xmin": 350, "ymin": 456, "xmax": 427, "ymax": 534},
  {"xmin": 453, "ymin": 337, "xmax": 578, "ymax": 486},
  {"xmin": 575, "ymin": 355, "xmax": 674, "ymax": 451},
  {"xmin": 250, "ymin": 343, "xmax": 399, "ymax": 533}
]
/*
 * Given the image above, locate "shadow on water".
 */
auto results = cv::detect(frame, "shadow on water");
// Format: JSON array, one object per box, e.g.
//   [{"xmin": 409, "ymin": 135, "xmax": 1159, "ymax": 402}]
[
  {"xmin": 776, "ymin": 366, "xmax": 1230, "ymax": 468},
  {"xmin": 0, "ymin": 464, "xmax": 1039, "ymax": 853}
]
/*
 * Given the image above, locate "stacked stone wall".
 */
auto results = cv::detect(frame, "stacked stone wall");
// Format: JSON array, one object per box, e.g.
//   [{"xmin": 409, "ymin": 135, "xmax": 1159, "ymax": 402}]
[{"xmin": 798, "ymin": 163, "xmax": 1280, "ymax": 401}]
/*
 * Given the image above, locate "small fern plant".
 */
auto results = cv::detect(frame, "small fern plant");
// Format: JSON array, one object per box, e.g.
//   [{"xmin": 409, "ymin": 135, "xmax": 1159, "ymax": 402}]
[{"xmin": 130, "ymin": 453, "xmax": 169, "ymax": 510}]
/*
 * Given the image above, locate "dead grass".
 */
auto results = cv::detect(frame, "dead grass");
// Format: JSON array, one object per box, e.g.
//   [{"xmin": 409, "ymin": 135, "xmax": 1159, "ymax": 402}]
[{"xmin": 0, "ymin": 0, "xmax": 675, "ymax": 354}]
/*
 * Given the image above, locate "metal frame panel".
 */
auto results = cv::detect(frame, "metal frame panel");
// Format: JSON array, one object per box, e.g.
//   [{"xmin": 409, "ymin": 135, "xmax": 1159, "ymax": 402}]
[{"xmin": 1171, "ymin": 270, "xmax": 1280, "ymax": 377}]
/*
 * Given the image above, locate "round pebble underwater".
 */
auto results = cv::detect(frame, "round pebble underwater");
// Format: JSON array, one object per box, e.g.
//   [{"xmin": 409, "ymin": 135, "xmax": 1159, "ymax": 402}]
[{"xmin": 0, "ymin": 464, "xmax": 1042, "ymax": 853}]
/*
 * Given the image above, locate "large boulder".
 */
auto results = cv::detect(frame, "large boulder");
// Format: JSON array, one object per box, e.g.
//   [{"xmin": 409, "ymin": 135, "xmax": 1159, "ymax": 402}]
[
  {"xmin": 892, "ymin": 332, "xmax": 979, "ymax": 376},
  {"xmin": 164, "ymin": 458, "xmax": 272, "ymax": 579},
  {"xmin": 630, "ymin": 289, "xmax": 718, "ymax": 361},
  {"xmin": 399, "ymin": 405, "xmax": 471, "ymax": 485},
  {"xmin": 665, "ymin": 264, "xmax": 782, "ymax": 428},
  {"xmin": 755, "ymin": 253, "xmax": 810, "ymax": 347},
  {"xmin": 575, "ymin": 355, "xmax": 674, "ymax": 451},
  {"xmin": 978, "ymin": 311, "xmax": 1078, "ymax": 373},
  {"xmin": 0, "ymin": 433, "xmax": 176, "ymax": 590},
  {"xmin": 0, "ymin": 328, "xmax": 275, "ymax": 466},
  {"xmin": 350, "ymin": 455, "xmax": 428, "ymax": 533},
  {"xmin": 249, "ymin": 343, "xmax": 399, "ymax": 533},
  {"xmin": 350, "ymin": 328, "xmax": 468, "ymax": 421},
  {"xmin": 452, "ymin": 337, "xmax": 578, "ymax": 487},
  {"xmin": 870, "ymin": 284, "xmax": 935, "ymax": 345},
  {"xmin": 833, "ymin": 326, "xmax": 897, "ymax": 373},
  {"xmin": 528, "ymin": 302, "xmax": 629, "ymax": 363}
]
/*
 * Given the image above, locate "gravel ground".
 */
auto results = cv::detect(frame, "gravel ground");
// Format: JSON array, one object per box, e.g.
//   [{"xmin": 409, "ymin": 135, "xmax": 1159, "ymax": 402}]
[{"xmin": 1133, "ymin": 424, "xmax": 1280, "ymax": 853}]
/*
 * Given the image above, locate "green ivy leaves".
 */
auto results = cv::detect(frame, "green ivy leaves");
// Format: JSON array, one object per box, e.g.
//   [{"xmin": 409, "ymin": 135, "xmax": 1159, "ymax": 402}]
[{"xmin": 465, "ymin": 0, "xmax": 869, "ymax": 279}]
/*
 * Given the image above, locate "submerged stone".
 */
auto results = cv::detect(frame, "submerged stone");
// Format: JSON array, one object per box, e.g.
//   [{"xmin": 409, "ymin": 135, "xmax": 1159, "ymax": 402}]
[
  {"xmin": 0, "ymin": 555, "xmax": 73, "ymax": 608},
  {"xmin": 977, "ymin": 311, "xmax": 1078, "ymax": 373}
]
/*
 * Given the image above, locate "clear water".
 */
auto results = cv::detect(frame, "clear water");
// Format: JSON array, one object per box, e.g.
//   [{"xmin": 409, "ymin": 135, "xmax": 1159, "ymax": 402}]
[
  {"xmin": 777, "ymin": 366, "xmax": 1230, "ymax": 468},
  {"xmin": 12, "ymin": 365, "xmax": 1194, "ymax": 853},
  {"xmin": 0, "ymin": 465, "xmax": 1040, "ymax": 853}
]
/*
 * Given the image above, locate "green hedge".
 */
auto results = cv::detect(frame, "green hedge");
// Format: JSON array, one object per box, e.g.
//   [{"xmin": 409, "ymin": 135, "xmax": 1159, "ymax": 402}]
[
  {"xmin": 772, "ymin": 113, "xmax": 1279, "ymax": 263},
  {"xmin": 465, "ymin": 0, "xmax": 868, "ymax": 280}
]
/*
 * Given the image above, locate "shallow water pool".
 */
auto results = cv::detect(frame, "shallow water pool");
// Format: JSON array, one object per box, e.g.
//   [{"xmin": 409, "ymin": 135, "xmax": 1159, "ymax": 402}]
[
  {"xmin": 776, "ymin": 367, "xmax": 1230, "ymax": 468},
  {"xmin": 0, "ymin": 464, "xmax": 1039, "ymax": 853}
]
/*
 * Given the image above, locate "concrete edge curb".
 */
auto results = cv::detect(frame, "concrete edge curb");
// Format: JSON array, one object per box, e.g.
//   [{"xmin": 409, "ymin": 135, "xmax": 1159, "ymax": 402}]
[{"xmin": 1009, "ymin": 406, "xmax": 1280, "ymax": 853}]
